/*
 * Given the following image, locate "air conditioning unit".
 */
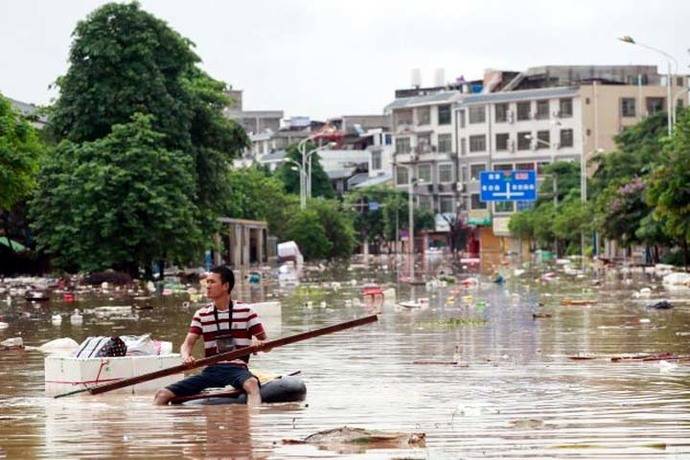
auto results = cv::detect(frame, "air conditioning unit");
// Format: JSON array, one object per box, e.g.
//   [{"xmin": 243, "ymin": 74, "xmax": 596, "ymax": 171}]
[
  {"xmin": 427, "ymin": 184, "xmax": 434, "ymax": 193},
  {"xmin": 456, "ymin": 182, "xmax": 465, "ymax": 192}
]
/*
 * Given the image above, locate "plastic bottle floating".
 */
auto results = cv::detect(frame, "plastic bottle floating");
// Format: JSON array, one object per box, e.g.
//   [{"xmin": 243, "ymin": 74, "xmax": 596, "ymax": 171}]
[
  {"xmin": 319, "ymin": 301, "xmax": 327, "ymax": 309},
  {"xmin": 51, "ymin": 314, "xmax": 62, "ymax": 325},
  {"xmin": 70, "ymin": 309, "xmax": 83, "ymax": 325}
]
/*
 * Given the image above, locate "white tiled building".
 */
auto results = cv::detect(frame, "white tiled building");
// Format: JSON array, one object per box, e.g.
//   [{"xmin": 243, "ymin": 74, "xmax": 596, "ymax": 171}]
[{"xmin": 455, "ymin": 86, "xmax": 582, "ymax": 228}]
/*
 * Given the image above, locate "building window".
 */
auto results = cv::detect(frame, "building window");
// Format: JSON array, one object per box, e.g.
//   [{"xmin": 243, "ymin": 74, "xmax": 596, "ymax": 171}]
[
  {"xmin": 646, "ymin": 97, "xmax": 665, "ymax": 114},
  {"xmin": 438, "ymin": 104, "xmax": 451, "ymax": 125},
  {"xmin": 471, "ymin": 193, "xmax": 487, "ymax": 209},
  {"xmin": 537, "ymin": 130, "xmax": 550, "ymax": 149},
  {"xmin": 469, "ymin": 135, "xmax": 486, "ymax": 152},
  {"xmin": 560, "ymin": 129, "xmax": 573, "ymax": 147},
  {"xmin": 495, "ymin": 201, "xmax": 514, "ymax": 213},
  {"xmin": 516, "ymin": 201, "xmax": 535, "ymax": 211},
  {"xmin": 438, "ymin": 134, "xmax": 452, "ymax": 153},
  {"xmin": 495, "ymin": 133, "xmax": 510, "ymax": 151},
  {"xmin": 396, "ymin": 166, "xmax": 409, "ymax": 185},
  {"xmin": 418, "ymin": 164, "xmax": 432, "ymax": 183},
  {"xmin": 469, "ymin": 105, "xmax": 486, "ymax": 124},
  {"xmin": 394, "ymin": 109, "xmax": 413, "ymax": 128},
  {"xmin": 517, "ymin": 131, "xmax": 531, "ymax": 150},
  {"xmin": 438, "ymin": 163, "xmax": 453, "ymax": 183},
  {"xmin": 621, "ymin": 98, "xmax": 636, "ymax": 117},
  {"xmin": 418, "ymin": 195, "xmax": 433, "ymax": 211},
  {"xmin": 459, "ymin": 109, "xmax": 466, "ymax": 128},
  {"xmin": 384, "ymin": 134, "xmax": 392, "ymax": 145},
  {"xmin": 470, "ymin": 164, "xmax": 485, "ymax": 181},
  {"xmin": 495, "ymin": 103, "xmax": 508, "ymax": 123},
  {"xmin": 517, "ymin": 101, "xmax": 531, "ymax": 121},
  {"xmin": 371, "ymin": 151, "xmax": 382, "ymax": 170},
  {"xmin": 460, "ymin": 138, "xmax": 467, "ymax": 156},
  {"xmin": 559, "ymin": 98, "xmax": 573, "ymax": 117},
  {"xmin": 440, "ymin": 196, "xmax": 454, "ymax": 214},
  {"xmin": 493, "ymin": 163, "xmax": 512, "ymax": 172},
  {"xmin": 535, "ymin": 100, "xmax": 550, "ymax": 119},
  {"xmin": 417, "ymin": 106, "xmax": 431, "ymax": 125},
  {"xmin": 516, "ymin": 162, "xmax": 534, "ymax": 170},
  {"xmin": 396, "ymin": 137, "xmax": 411, "ymax": 154},
  {"xmin": 677, "ymin": 76, "xmax": 684, "ymax": 87},
  {"xmin": 417, "ymin": 133, "xmax": 431, "ymax": 153}
]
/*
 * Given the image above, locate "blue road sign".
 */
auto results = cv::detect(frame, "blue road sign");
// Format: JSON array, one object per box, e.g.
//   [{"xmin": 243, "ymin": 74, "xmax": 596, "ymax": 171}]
[
  {"xmin": 480, "ymin": 170, "xmax": 537, "ymax": 202},
  {"xmin": 368, "ymin": 201, "xmax": 380, "ymax": 211}
]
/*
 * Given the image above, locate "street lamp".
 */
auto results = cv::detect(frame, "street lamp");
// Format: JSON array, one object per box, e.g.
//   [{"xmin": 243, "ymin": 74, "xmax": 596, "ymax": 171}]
[
  {"xmin": 306, "ymin": 142, "xmax": 337, "ymax": 200},
  {"xmin": 618, "ymin": 35, "xmax": 676, "ymax": 135},
  {"xmin": 286, "ymin": 159, "xmax": 305, "ymax": 209}
]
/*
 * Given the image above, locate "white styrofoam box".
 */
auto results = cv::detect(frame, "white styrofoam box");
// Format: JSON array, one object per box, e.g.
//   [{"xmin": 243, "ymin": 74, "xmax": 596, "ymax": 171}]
[{"xmin": 45, "ymin": 354, "xmax": 184, "ymax": 395}]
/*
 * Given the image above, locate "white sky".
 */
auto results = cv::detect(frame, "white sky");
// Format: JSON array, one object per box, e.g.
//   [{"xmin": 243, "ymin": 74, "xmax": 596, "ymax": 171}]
[{"xmin": 1, "ymin": 0, "xmax": 688, "ymax": 120}]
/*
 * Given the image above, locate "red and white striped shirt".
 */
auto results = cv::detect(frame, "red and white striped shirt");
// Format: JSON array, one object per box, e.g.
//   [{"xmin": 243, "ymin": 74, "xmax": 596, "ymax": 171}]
[{"xmin": 189, "ymin": 302, "xmax": 265, "ymax": 366}]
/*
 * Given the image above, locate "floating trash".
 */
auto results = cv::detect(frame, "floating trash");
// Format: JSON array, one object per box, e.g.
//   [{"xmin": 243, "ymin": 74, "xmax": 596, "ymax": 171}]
[{"xmin": 70, "ymin": 309, "xmax": 83, "ymax": 325}]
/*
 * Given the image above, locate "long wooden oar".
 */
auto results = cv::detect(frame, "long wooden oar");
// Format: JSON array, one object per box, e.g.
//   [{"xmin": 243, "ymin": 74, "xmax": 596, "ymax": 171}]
[{"xmin": 54, "ymin": 314, "xmax": 377, "ymax": 398}]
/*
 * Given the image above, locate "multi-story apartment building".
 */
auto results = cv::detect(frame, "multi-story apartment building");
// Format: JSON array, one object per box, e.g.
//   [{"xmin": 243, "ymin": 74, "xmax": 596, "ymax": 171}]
[
  {"xmin": 454, "ymin": 66, "xmax": 689, "ymax": 252},
  {"xmin": 386, "ymin": 91, "xmax": 464, "ymax": 219}
]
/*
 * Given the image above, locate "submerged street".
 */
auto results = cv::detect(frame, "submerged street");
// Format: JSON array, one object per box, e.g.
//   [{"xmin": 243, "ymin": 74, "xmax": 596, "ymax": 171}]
[{"xmin": 2, "ymin": 257, "xmax": 690, "ymax": 459}]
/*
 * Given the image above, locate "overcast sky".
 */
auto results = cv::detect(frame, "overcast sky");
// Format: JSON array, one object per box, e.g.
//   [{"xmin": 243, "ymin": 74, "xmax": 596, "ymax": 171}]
[{"xmin": 1, "ymin": 0, "xmax": 689, "ymax": 120}]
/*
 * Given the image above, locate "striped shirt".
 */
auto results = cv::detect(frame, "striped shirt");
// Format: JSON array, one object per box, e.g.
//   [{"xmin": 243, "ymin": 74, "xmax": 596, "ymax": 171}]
[{"xmin": 189, "ymin": 302, "xmax": 265, "ymax": 366}]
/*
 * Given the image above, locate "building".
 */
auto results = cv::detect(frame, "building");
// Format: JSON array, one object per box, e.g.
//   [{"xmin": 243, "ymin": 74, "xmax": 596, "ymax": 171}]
[
  {"xmin": 385, "ymin": 79, "xmax": 488, "ymax": 230},
  {"xmin": 223, "ymin": 89, "xmax": 283, "ymax": 135},
  {"xmin": 453, "ymin": 65, "xmax": 689, "ymax": 255}
]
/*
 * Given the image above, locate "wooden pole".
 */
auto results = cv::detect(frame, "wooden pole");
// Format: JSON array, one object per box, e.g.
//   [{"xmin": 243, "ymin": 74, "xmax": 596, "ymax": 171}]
[{"xmin": 54, "ymin": 314, "xmax": 377, "ymax": 398}]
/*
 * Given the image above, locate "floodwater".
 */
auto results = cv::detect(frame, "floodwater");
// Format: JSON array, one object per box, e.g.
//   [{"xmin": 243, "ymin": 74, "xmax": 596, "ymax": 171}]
[{"xmin": 2, "ymin": 257, "xmax": 690, "ymax": 459}]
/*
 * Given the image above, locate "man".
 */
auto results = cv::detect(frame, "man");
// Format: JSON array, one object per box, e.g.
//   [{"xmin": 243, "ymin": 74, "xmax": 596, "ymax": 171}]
[{"xmin": 154, "ymin": 265, "xmax": 268, "ymax": 406}]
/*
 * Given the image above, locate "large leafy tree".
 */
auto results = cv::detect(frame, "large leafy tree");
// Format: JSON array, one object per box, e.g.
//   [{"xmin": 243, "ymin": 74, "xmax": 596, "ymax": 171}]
[
  {"xmin": 38, "ymin": 2, "xmax": 247, "ymax": 272},
  {"xmin": 0, "ymin": 95, "xmax": 44, "ymax": 213},
  {"xmin": 224, "ymin": 166, "xmax": 298, "ymax": 240},
  {"xmin": 49, "ymin": 2, "xmax": 198, "ymax": 147},
  {"xmin": 646, "ymin": 109, "xmax": 690, "ymax": 267},
  {"xmin": 0, "ymin": 95, "xmax": 45, "ymax": 256},
  {"xmin": 30, "ymin": 114, "xmax": 201, "ymax": 275}
]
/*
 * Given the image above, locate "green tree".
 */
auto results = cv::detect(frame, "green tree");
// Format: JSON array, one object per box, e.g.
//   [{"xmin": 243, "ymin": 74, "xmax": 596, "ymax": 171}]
[
  {"xmin": 0, "ymin": 95, "xmax": 44, "ymax": 214},
  {"xmin": 275, "ymin": 142, "xmax": 334, "ymax": 199},
  {"xmin": 344, "ymin": 186, "xmax": 392, "ymax": 252},
  {"xmin": 30, "ymin": 114, "xmax": 201, "ymax": 276},
  {"xmin": 308, "ymin": 198, "xmax": 356, "ymax": 258},
  {"xmin": 46, "ymin": 2, "xmax": 247, "ymax": 242},
  {"xmin": 224, "ymin": 166, "xmax": 298, "ymax": 240},
  {"xmin": 285, "ymin": 209, "xmax": 332, "ymax": 260},
  {"xmin": 646, "ymin": 109, "xmax": 690, "ymax": 267}
]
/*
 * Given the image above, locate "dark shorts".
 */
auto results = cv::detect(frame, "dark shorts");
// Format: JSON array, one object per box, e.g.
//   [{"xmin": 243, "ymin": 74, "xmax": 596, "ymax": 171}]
[{"xmin": 166, "ymin": 364, "xmax": 257, "ymax": 397}]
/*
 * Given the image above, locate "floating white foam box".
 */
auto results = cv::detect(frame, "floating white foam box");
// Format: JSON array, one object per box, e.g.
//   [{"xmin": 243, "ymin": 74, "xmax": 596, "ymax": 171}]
[{"xmin": 45, "ymin": 353, "xmax": 184, "ymax": 395}]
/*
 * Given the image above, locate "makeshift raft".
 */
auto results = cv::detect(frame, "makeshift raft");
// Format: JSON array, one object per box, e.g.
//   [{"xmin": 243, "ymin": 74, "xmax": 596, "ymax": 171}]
[{"xmin": 174, "ymin": 375, "xmax": 307, "ymax": 405}]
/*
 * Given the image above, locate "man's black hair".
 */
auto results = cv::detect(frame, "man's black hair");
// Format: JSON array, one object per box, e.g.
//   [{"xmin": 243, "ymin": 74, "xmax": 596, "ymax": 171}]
[{"xmin": 210, "ymin": 265, "xmax": 235, "ymax": 293}]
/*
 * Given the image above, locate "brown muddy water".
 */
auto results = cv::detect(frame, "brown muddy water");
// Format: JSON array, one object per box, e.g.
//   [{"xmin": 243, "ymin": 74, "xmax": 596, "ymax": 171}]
[{"xmin": 2, "ymin": 258, "xmax": 690, "ymax": 459}]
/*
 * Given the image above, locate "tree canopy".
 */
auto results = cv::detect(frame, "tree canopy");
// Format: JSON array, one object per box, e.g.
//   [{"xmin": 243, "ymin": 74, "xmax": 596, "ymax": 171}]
[
  {"xmin": 35, "ymin": 2, "xmax": 248, "ymax": 274},
  {"xmin": 0, "ymin": 95, "xmax": 44, "ymax": 212},
  {"xmin": 31, "ymin": 114, "xmax": 202, "ymax": 274}
]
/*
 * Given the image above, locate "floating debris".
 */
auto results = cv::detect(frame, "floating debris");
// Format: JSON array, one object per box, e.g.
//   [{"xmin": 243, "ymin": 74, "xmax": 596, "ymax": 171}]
[
  {"xmin": 646, "ymin": 300, "xmax": 673, "ymax": 310},
  {"xmin": 283, "ymin": 426, "xmax": 426, "ymax": 449}
]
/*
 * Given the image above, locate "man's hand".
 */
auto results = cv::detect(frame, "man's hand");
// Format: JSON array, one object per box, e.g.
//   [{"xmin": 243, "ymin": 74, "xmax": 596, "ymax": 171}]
[
  {"xmin": 182, "ymin": 355, "xmax": 196, "ymax": 367},
  {"xmin": 252, "ymin": 337, "xmax": 271, "ymax": 354}
]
